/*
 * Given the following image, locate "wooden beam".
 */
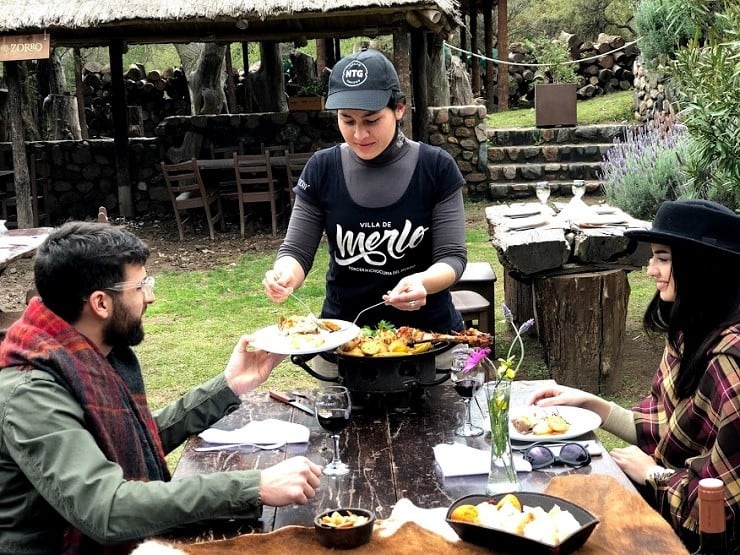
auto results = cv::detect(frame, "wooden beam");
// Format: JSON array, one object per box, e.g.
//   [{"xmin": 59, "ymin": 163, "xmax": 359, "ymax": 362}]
[{"xmin": 108, "ymin": 39, "xmax": 133, "ymax": 218}]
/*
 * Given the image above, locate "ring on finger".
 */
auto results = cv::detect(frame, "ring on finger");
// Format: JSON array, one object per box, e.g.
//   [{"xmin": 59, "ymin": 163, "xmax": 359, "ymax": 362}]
[{"xmin": 409, "ymin": 300, "xmax": 417, "ymax": 307}]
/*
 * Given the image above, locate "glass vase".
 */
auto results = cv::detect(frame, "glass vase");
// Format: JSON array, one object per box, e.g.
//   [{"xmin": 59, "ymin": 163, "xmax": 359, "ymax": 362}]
[{"xmin": 484, "ymin": 380, "xmax": 521, "ymax": 495}]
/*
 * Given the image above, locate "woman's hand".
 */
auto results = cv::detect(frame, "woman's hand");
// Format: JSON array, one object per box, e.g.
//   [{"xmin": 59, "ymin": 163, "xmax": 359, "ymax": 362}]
[
  {"xmin": 263, "ymin": 269, "xmax": 293, "ymax": 302},
  {"xmin": 383, "ymin": 275, "xmax": 427, "ymax": 311},
  {"xmin": 527, "ymin": 383, "xmax": 612, "ymax": 422},
  {"xmin": 610, "ymin": 445, "xmax": 656, "ymax": 485},
  {"xmin": 528, "ymin": 384, "xmax": 595, "ymax": 407},
  {"xmin": 224, "ymin": 335, "xmax": 286, "ymax": 395}
]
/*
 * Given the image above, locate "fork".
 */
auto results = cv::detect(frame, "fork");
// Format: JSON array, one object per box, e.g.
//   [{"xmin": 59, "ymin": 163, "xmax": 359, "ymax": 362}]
[
  {"xmin": 289, "ymin": 291, "xmax": 318, "ymax": 319},
  {"xmin": 194, "ymin": 440, "xmax": 286, "ymax": 452},
  {"xmin": 351, "ymin": 300, "xmax": 387, "ymax": 326}
]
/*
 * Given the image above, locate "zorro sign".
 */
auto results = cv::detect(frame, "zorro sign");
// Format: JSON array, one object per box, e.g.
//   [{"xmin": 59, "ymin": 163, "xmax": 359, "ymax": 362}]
[{"xmin": 0, "ymin": 34, "xmax": 50, "ymax": 62}]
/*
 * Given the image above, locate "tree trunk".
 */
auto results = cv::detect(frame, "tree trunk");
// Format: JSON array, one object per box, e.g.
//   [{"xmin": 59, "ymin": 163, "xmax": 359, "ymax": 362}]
[
  {"xmin": 250, "ymin": 42, "xmax": 285, "ymax": 113},
  {"xmin": 175, "ymin": 43, "xmax": 227, "ymax": 115},
  {"xmin": 533, "ymin": 269, "xmax": 629, "ymax": 394},
  {"xmin": 4, "ymin": 61, "xmax": 33, "ymax": 229},
  {"xmin": 426, "ymin": 33, "xmax": 449, "ymax": 106}
]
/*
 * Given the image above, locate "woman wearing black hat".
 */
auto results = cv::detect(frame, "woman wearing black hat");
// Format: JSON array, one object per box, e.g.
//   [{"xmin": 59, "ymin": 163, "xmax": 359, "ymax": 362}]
[
  {"xmin": 529, "ymin": 199, "xmax": 740, "ymax": 550},
  {"xmin": 263, "ymin": 49, "xmax": 467, "ymax": 360}
]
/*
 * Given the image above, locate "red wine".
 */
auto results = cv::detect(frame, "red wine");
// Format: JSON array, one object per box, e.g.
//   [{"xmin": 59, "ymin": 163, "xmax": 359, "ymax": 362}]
[
  {"xmin": 317, "ymin": 409, "xmax": 351, "ymax": 433},
  {"xmin": 454, "ymin": 379, "xmax": 481, "ymax": 398}
]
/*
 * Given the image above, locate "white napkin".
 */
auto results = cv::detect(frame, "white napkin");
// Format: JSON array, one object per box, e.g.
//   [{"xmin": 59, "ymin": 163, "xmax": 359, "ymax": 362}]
[
  {"xmin": 433, "ymin": 443, "xmax": 532, "ymax": 477},
  {"xmin": 199, "ymin": 418, "xmax": 310, "ymax": 445}
]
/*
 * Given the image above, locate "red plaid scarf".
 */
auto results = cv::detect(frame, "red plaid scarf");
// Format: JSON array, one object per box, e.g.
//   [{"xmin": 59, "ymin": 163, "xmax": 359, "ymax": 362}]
[{"xmin": 0, "ymin": 297, "xmax": 170, "ymax": 554}]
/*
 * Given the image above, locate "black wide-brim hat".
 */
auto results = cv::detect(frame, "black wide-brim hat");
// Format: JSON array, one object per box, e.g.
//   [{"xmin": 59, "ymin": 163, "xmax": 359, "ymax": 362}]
[{"xmin": 624, "ymin": 199, "xmax": 740, "ymax": 257}]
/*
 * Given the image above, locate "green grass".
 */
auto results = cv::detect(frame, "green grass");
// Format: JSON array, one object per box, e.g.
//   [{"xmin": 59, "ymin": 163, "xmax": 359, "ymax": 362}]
[
  {"xmin": 137, "ymin": 199, "xmax": 656, "ymax": 464},
  {"xmin": 486, "ymin": 90, "xmax": 635, "ymax": 129}
]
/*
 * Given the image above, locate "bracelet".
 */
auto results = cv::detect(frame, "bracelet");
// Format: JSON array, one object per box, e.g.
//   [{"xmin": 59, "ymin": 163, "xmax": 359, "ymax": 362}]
[{"xmin": 645, "ymin": 465, "xmax": 676, "ymax": 485}]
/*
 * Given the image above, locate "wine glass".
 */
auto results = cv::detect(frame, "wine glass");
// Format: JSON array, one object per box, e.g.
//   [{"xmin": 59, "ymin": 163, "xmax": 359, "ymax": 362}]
[
  {"xmin": 571, "ymin": 179, "xmax": 586, "ymax": 200},
  {"xmin": 450, "ymin": 347, "xmax": 485, "ymax": 437},
  {"xmin": 315, "ymin": 385, "xmax": 352, "ymax": 475},
  {"xmin": 535, "ymin": 181, "xmax": 551, "ymax": 205}
]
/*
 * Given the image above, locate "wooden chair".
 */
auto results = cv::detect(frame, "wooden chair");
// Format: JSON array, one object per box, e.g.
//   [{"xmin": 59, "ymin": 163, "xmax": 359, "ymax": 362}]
[
  {"xmin": 451, "ymin": 289, "xmax": 492, "ymax": 335},
  {"xmin": 223, "ymin": 152, "xmax": 281, "ymax": 237},
  {"xmin": 209, "ymin": 142, "xmax": 244, "ymax": 189},
  {"xmin": 283, "ymin": 151, "xmax": 313, "ymax": 209},
  {"xmin": 160, "ymin": 159, "xmax": 224, "ymax": 241}
]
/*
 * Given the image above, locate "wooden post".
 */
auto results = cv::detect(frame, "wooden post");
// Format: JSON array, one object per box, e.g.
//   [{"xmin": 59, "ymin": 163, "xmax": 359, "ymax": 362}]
[
  {"xmin": 3, "ymin": 61, "xmax": 33, "ymax": 228},
  {"xmin": 410, "ymin": 29, "xmax": 429, "ymax": 142},
  {"xmin": 484, "ymin": 0, "xmax": 495, "ymax": 111},
  {"xmin": 468, "ymin": 0, "xmax": 480, "ymax": 96},
  {"xmin": 73, "ymin": 48, "xmax": 89, "ymax": 139},
  {"xmin": 533, "ymin": 269, "xmax": 629, "ymax": 394},
  {"xmin": 108, "ymin": 39, "xmax": 134, "ymax": 218},
  {"xmin": 497, "ymin": 0, "xmax": 509, "ymax": 111},
  {"xmin": 392, "ymin": 25, "xmax": 412, "ymax": 140}
]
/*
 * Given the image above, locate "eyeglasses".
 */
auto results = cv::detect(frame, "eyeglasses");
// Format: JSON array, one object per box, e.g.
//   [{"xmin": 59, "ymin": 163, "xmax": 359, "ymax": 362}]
[
  {"xmin": 523, "ymin": 442, "xmax": 591, "ymax": 470},
  {"xmin": 105, "ymin": 276, "xmax": 155, "ymax": 293}
]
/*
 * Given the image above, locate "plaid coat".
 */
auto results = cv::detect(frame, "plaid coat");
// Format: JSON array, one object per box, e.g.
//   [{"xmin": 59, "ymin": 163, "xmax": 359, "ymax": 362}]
[{"xmin": 634, "ymin": 324, "xmax": 739, "ymax": 546}]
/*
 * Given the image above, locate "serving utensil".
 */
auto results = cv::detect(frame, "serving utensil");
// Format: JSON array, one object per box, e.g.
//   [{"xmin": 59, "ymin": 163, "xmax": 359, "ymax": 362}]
[{"xmin": 351, "ymin": 300, "xmax": 387, "ymax": 326}]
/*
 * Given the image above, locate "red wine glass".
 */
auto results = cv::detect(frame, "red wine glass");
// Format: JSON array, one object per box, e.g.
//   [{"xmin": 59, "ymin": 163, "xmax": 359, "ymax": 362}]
[{"xmin": 315, "ymin": 385, "xmax": 352, "ymax": 475}]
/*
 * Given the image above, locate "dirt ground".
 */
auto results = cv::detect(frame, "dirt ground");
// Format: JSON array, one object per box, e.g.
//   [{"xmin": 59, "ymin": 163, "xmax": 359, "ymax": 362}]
[{"xmin": 0, "ymin": 206, "xmax": 660, "ymax": 403}]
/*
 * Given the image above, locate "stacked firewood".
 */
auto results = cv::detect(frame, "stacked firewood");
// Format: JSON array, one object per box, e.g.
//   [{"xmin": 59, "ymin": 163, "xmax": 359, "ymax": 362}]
[
  {"xmin": 502, "ymin": 32, "xmax": 638, "ymax": 107},
  {"xmin": 81, "ymin": 62, "xmax": 191, "ymax": 138}
]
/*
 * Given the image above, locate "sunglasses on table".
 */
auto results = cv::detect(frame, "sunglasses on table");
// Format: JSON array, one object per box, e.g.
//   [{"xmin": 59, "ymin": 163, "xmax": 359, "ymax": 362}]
[{"xmin": 523, "ymin": 442, "xmax": 592, "ymax": 470}]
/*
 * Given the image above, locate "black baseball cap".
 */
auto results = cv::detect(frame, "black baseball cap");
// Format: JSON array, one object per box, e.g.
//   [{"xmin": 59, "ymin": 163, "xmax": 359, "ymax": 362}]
[{"xmin": 325, "ymin": 49, "xmax": 401, "ymax": 111}]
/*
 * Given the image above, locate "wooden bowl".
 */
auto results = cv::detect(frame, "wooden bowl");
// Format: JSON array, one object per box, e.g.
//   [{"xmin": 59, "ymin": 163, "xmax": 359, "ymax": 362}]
[{"xmin": 314, "ymin": 507, "xmax": 375, "ymax": 549}]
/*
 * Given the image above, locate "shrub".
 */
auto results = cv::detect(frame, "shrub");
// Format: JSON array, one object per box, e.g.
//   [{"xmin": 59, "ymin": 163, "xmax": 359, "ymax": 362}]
[
  {"xmin": 634, "ymin": 0, "xmax": 695, "ymax": 70},
  {"xmin": 600, "ymin": 115, "xmax": 691, "ymax": 220}
]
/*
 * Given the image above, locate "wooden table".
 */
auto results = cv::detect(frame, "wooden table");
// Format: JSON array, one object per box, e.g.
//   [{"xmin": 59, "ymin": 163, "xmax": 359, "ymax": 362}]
[
  {"xmin": 486, "ymin": 202, "xmax": 651, "ymax": 394},
  {"xmin": 0, "ymin": 227, "xmax": 52, "ymax": 277},
  {"xmin": 172, "ymin": 380, "xmax": 635, "ymax": 535}
]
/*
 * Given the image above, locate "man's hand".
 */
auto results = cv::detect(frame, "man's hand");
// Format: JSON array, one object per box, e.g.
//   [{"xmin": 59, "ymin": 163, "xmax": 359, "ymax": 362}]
[
  {"xmin": 224, "ymin": 335, "xmax": 286, "ymax": 396},
  {"xmin": 259, "ymin": 456, "xmax": 323, "ymax": 506}
]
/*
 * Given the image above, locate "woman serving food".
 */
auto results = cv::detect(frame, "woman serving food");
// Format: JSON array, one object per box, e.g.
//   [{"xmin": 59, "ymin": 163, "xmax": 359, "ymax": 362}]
[{"xmin": 263, "ymin": 48, "xmax": 467, "ymax": 375}]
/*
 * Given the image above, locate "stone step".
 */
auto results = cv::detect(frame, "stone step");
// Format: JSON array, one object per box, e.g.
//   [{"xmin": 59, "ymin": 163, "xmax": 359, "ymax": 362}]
[
  {"xmin": 488, "ymin": 161, "xmax": 604, "ymax": 182},
  {"xmin": 487, "ymin": 143, "xmax": 614, "ymax": 165},
  {"xmin": 486, "ymin": 124, "xmax": 632, "ymax": 146},
  {"xmin": 488, "ymin": 179, "xmax": 603, "ymax": 201}
]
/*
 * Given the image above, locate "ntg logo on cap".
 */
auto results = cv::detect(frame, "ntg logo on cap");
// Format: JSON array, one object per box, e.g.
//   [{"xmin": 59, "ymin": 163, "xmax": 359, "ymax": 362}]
[{"xmin": 341, "ymin": 60, "xmax": 369, "ymax": 87}]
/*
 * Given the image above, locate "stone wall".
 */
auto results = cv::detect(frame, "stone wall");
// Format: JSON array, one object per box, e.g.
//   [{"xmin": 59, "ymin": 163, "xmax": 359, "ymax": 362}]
[
  {"xmin": 1, "ymin": 106, "xmax": 489, "ymax": 224},
  {"xmin": 632, "ymin": 57, "xmax": 675, "ymax": 123},
  {"xmin": 427, "ymin": 105, "xmax": 489, "ymax": 201}
]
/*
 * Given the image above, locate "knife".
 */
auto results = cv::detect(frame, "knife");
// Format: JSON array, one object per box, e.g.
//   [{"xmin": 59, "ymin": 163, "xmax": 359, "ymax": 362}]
[{"xmin": 269, "ymin": 390, "xmax": 315, "ymax": 416}]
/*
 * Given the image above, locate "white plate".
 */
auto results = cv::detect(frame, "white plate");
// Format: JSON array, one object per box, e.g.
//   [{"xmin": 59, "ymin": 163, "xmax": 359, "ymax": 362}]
[
  {"xmin": 508, "ymin": 405, "xmax": 602, "ymax": 441},
  {"xmin": 249, "ymin": 319, "xmax": 360, "ymax": 355}
]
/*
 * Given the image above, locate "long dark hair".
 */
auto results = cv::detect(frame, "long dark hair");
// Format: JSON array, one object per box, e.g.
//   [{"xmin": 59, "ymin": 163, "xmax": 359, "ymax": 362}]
[{"xmin": 643, "ymin": 243, "xmax": 740, "ymax": 398}]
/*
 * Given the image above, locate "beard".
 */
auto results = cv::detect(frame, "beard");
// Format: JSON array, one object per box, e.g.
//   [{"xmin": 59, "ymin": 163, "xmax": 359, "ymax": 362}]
[{"xmin": 103, "ymin": 298, "xmax": 145, "ymax": 347}]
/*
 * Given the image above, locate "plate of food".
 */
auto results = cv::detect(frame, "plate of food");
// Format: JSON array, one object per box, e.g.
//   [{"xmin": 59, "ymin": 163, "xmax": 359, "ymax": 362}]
[
  {"xmin": 508, "ymin": 406, "xmax": 602, "ymax": 441},
  {"xmin": 250, "ymin": 315, "xmax": 361, "ymax": 355},
  {"xmin": 446, "ymin": 492, "xmax": 599, "ymax": 555}
]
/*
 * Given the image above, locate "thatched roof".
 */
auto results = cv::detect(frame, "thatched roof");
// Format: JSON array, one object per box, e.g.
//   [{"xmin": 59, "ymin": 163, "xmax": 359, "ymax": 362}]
[{"xmin": 0, "ymin": 0, "xmax": 460, "ymax": 47}]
